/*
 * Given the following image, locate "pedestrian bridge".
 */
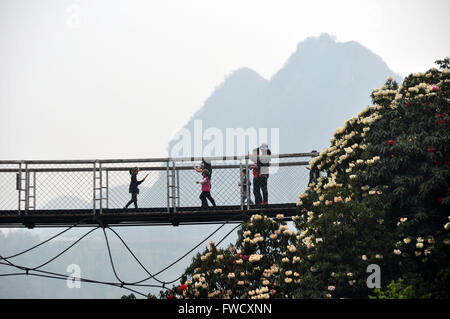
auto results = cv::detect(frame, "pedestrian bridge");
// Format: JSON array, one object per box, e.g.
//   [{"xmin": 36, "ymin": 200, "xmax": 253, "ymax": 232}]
[{"xmin": 0, "ymin": 152, "xmax": 317, "ymax": 228}]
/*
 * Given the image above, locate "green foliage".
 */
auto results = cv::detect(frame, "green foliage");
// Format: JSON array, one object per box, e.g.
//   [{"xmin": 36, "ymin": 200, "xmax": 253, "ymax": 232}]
[
  {"xmin": 304, "ymin": 58, "xmax": 450, "ymax": 298},
  {"xmin": 369, "ymin": 279, "xmax": 420, "ymax": 299},
  {"xmin": 120, "ymin": 292, "xmax": 161, "ymax": 299},
  {"xmin": 294, "ymin": 188, "xmax": 395, "ymax": 298}
]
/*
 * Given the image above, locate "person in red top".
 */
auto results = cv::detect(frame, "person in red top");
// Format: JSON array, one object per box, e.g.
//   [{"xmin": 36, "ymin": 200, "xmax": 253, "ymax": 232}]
[
  {"xmin": 250, "ymin": 145, "xmax": 271, "ymax": 207},
  {"xmin": 196, "ymin": 169, "xmax": 216, "ymax": 209},
  {"xmin": 193, "ymin": 158, "xmax": 213, "ymax": 189}
]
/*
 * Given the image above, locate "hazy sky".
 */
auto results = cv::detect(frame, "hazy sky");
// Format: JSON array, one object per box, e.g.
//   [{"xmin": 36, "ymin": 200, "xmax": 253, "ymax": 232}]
[{"xmin": 1, "ymin": 0, "xmax": 449, "ymax": 160}]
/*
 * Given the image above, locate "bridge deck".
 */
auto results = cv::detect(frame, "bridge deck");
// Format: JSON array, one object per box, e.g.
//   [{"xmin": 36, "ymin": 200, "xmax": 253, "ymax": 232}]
[
  {"xmin": 0, "ymin": 153, "xmax": 314, "ymax": 228},
  {"xmin": 0, "ymin": 203, "xmax": 298, "ymax": 228}
]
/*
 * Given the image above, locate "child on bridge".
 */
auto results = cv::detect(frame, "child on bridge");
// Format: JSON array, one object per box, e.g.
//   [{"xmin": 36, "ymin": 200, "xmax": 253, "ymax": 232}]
[
  {"xmin": 196, "ymin": 169, "xmax": 216, "ymax": 209},
  {"xmin": 194, "ymin": 158, "xmax": 213, "ymax": 188},
  {"xmin": 124, "ymin": 167, "xmax": 148, "ymax": 209}
]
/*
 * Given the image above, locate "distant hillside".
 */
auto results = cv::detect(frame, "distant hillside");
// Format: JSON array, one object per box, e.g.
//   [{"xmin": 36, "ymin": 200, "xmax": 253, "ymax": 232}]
[{"xmin": 168, "ymin": 33, "xmax": 402, "ymax": 155}]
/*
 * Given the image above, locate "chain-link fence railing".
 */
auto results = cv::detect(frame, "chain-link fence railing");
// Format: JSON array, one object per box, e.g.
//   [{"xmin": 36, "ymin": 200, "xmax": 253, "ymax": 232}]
[{"xmin": 0, "ymin": 152, "xmax": 317, "ymax": 215}]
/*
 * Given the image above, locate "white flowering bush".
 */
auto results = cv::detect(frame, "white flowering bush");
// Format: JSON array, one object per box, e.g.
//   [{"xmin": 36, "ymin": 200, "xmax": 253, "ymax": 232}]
[
  {"xmin": 156, "ymin": 59, "xmax": 449, "ymax": 299},
  {"xmin": 298, "ymin": 58, "xmax": 450, "ymax": 298},
  {"xmin": 292, "ymin": 188, "xmax": 396, "ymax": 298},
  {"xmin": 176, "ymin": 214, "xmax": 300, "ymax": 299}
]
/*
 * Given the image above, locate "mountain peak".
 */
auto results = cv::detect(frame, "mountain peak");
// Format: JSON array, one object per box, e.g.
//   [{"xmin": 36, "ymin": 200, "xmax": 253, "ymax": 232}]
[
  {"xmin": 222, "ymin": 67, "xmax": 267, "ymax": 85},
  {"xmin": 206, "ymin": 67, "xmax": 267, "ymax": 99},
  {"xmin": 297, "ymin": 33, "xmax": 337, "ymax": 50},
  {"xmin": 274, "ymin": 33, "xmax": 400, "ymax": 84}
]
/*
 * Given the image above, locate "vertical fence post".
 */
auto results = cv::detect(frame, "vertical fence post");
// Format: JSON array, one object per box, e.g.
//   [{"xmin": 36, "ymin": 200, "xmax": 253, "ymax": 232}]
[
  {"xmin": 106, "ymin": 169, "xmax": 109, "ymax": 209},
  {"xmin": 176, "ymin": 167, "xmax": 180, "ymax": 208},
  {"xmin": 24, "ymin": 164, "xmax": 29, "ymax": 213},
  {"xmin": 99, "ymin": 161, "xmax": 103, "ymax": 214},
  {"xmin": 166, "ymin": 160, "xmax": 170, "ymax": 213},
  {"xmin": 245, "ymin": 157, "xmax": 250, "ymax": 210},
  {"xmin": 93, "ymin": 162, "xmax": 96, "ymax": 215},
  {"xmin": 172, "ymin": 161, "xmax": 176, "ymax": 213},
  {"xmin": 17, "ymin": 162, "xmax": 22, "ymax": 215},
  {"xmin": 32, "ymin": 171, "xmax": 36, "ymax": 210},
  {"xmin": 240, "ymin": 162, "xmax": 244, "ymax": 210}
]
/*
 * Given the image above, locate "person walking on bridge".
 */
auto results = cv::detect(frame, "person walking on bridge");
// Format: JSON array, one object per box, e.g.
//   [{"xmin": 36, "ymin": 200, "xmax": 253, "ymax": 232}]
[
  {"xmin": 124, "ymin": 167, "xmax": 148, "ymax": 209},
  {"xmin": 196, "ymin": 169, "xmax": 216, "ymax": 209}
]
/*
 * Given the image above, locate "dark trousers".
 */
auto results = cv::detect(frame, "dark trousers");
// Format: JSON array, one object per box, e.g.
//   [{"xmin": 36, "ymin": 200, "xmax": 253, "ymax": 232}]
[
  {"xmin": 125, "ymin": 193, "xmax": 138, "ymax": 209},
  {"xmin": 200, "ymin": 191, "xmax": 216, "ymax": 209},
  {"xmin": 253, "ymin": 177, "xmax": 268, "ymax": 207}
]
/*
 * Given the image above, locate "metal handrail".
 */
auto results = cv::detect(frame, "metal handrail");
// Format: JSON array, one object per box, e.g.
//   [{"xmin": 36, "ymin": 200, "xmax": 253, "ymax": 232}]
[
  {"xmin": 0, "ymin": 152, "xmax": 318, "ymax": 165},
  {"xmin": 0, "ymin": 161, "xmax": 310, "ymax": 173}
]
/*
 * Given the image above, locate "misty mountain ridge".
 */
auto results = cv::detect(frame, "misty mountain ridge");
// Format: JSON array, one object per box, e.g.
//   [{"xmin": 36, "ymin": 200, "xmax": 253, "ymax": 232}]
[{"xmin": 169, "ymin": 33, "xmax": 402, "ymax": 156}]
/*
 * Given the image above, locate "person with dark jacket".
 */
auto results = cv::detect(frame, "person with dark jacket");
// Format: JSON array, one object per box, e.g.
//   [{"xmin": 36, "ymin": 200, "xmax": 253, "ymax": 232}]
[
  {"xmin": 194, "ymin": 158, "xmax": 213, "ymax": 187},
  {"xmin": 124, "ymin": 167, "xmax": 148, "ymax": 209},
  {"xmin": 250, "ymin": 144, "xmax": 271, "ymax": 207}
]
